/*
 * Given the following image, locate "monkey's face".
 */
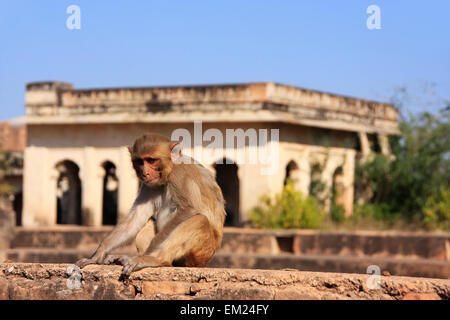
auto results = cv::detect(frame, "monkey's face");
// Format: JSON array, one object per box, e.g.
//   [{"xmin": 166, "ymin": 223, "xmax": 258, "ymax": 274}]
[
  {"xmin": 132, "ymin": 155, "xmax": 166, "ymax": 187},
  {"xmin": 129, "ymin": 133, "xmax": 180, "ymax": 187}
]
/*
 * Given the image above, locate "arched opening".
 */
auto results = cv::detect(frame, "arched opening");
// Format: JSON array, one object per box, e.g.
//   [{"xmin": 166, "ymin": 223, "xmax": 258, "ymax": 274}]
[
  {"xmin": 330, "ymin": 166, "xmax": 346, "ymax": 221},
  {"xmin": 13, "ymin": 191, "xmax": 22, "ymax": 226},
  {"xmin": 284, "ymin": 160, "xmax": 299, "ymax": 186},
  {"xmin": 309, "ymin": 163, "xmax": 324, "ymax": 198},
  {"xmin": 102, "ymin": 161, "xmax": 118, "ymax": 225},
  {"xmin": 213, "ymin": 159, "xmax": 239, "ymax": 227},
  {"xmin": 331, "ymin": 166, "xmax": 345, "ymax": 205},
  {"xmin": 56, "ymin": 160, "xmax": 82, "ymax": 225},
  {"xmin": 332, "ymin": 166, "xmax": 345, "ymax": 200}
]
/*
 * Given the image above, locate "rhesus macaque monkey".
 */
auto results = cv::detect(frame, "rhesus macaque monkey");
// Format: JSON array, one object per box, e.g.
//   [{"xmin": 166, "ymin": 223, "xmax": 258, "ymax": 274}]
[{"xmin": 76, "ymin": 133, "xmax": 226, "ymax": 275}]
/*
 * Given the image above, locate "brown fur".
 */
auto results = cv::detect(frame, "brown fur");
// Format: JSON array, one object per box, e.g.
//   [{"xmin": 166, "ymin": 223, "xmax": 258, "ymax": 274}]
[
  {"xmin": 135, "ymin": 219, "xmax": 156, "ymax": 255},
  {"xmin": 76, "ymin": 133, "xmax": 226, "ymax": 275},
  {"xmin": 150, "ymin": 214, "xmax": 220, "ymax": 267}
]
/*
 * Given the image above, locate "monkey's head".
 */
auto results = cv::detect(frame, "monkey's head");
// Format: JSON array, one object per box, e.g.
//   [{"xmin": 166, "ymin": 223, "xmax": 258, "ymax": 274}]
[{"xmin": 129, "ymin": 133, "xmax": 181, "ymax": 187}]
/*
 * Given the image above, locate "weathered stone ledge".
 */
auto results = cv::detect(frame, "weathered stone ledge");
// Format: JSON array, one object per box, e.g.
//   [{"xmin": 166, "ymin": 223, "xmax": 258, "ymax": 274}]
[{"xmin": 0, "ymin": 263, "xmax": 448, "ymax": 300}]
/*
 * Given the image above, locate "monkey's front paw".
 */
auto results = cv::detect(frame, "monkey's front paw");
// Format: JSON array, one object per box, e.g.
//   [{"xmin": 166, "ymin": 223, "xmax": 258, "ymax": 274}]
[
  {"xmin": 118, "ymin": 256, "xmax": 140, "ymax": 276},
  {"xmin": 76, "ymin": 250, "xmax": 106, "ymax": 269},
  {"xmin": 103, "ymin": 255, "xmax": 123, "ymax": 265},
  {"xmin": 75, "ymin": 258, "xmax": 94, "ymax": 269}
]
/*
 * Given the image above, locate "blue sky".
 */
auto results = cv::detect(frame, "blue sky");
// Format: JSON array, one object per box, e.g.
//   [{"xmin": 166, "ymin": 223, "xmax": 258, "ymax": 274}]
[{"xmin": 0, "ymin": 0, "xmax": 449, "ymax": 121}]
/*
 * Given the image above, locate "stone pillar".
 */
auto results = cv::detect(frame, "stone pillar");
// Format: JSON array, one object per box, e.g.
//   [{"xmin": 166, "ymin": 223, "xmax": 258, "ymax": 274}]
[
  {"xmin": 47, "ymin": 167, "xmax": 59, "ymax": 226},
  {"xmin": 378, "ymin": 134, "xmax": 391, "ymax": 155},
  {"xmin": 238, "ymin": 136, "xmax": 277, "ymax": 225},
  {"xmin": 358, "ymin": 132, "xmax": 371, "ymax": 158},
  {"xmin": 81, "ymin": 147, "xmax": 103, "ymax": 226},
  {"xmin": 297, "ymin": 148, "xmax": 311, "ymax": 197},
  {"xmin": 22, "ymin": 147, "xmax": 56, "ymax": 226},
  {"xmin": 339, "ymin": 150, "xmax": 356, "ymax": 217},
  {"xmin": 320, "ymin": 153, "xmax": 344, "ymax": 213},
  {"xmin": 21, "ymin": 147, "xmax": 35, "ymax": 226}
]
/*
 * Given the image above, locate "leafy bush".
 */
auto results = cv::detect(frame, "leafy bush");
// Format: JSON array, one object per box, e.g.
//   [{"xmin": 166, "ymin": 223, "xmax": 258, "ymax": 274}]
[
  {"xmin": 250, "ymin": 179, "xmax": 325, "ymax": 229},
  {"xmin": 423, "ymin": 187, "xmax": 450, "ymax": 230},
  {"xmin": 353, "ymin": 203, "xmax": 400, "ymax": 222},
  {"xmin": 354, "ymin": 106, "xmax": 450, "ymax": 230},
  {"xmin": 330, "ymin": 204, "xmax": 346, "ymax": 223}
]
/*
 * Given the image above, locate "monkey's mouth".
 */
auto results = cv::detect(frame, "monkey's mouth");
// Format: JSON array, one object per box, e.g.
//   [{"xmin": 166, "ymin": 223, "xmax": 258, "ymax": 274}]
[
  {"xmin": 141, "ymin": 173, "xmax": 162, "ymax": 185},
  {"xmin": 143, "ymin": 177, "xmax": 159, "ymax": 185}
]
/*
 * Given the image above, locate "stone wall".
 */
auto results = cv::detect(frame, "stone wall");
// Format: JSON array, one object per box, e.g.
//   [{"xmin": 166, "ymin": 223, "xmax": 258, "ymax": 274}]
[
  {"xmin": 0, "ymin": 263, "xmax": 447, "ymax": 300},
  {"xmin": 0, "ymin": 123, "xmax": 26, "ymax": 152}
]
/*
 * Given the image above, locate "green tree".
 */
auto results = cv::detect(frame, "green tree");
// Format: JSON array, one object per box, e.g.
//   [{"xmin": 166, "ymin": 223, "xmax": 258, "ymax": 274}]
[{"xmin": 355, "ymin": 106, "xmax": 450, "ymax": 229}]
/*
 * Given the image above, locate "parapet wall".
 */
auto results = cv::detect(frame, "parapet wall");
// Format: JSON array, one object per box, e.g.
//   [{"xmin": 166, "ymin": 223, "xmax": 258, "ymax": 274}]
[
  {"xmin": 0, "ymin": 263, "xmax": 448, "ymax": 300},
  {"xmin": 24, "ymin": 81, "xmax": 398, "ymax": 134},
  {"xmin": 7, "ymin": 227, "xmax": 450, "ymax": 279}
]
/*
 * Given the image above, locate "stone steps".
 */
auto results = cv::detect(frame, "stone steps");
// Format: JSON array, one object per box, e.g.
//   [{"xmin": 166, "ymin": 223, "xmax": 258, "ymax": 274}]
[
  {"xmin": 211, "ymin": 253, "xmax": 450, "ymax": 279},
  {"xmin": 6, "ymin": 247, "xmax": 134, "ymax": 264},
  {"xmin": 6, "ymin": 249, "xmax": 449, "ymax": 279},
  {"xmin": 7, "ymin": 226, "xmax": 450, "ymax": 279},
  {"xmin": 10, "ymin": 226, "xmax": 112, "ymax": 250},
  {"xmin": 10, "ymin": 226, "xmax": 450, "ymax": 259}
]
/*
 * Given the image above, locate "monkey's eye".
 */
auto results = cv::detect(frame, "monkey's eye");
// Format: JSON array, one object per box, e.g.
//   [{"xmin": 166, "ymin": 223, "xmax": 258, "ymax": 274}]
[
  {"xmin": 133, "ymin": 158, "xmax": 144, "ymax": 166},
  {"xmin": 145, "ymin": 157, "xmax": 158, "ymax": 164}
]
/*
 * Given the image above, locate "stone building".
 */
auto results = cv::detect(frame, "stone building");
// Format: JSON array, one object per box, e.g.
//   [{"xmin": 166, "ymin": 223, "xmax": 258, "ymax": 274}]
[
  {"xmin": 17, "ymin": 81, "xmax": 398, "ymax": 227},
  {"xmin": 0, "ymin": 122, "xmax": 26, "ymax": 225}
]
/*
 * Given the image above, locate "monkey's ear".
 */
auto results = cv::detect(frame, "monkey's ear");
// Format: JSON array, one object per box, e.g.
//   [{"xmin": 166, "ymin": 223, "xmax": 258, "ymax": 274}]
[
  {"xmin": 127, "ymin": 145, "xmax": 133, "ymax": 154},
  {"xmin": 170, "ymin": 142, "xmax": 182, "ymax": 163}
]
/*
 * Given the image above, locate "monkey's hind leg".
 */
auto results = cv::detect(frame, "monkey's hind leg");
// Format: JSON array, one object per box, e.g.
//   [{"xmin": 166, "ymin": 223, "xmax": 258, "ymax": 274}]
[
  {"xmin": 147, "ymin": 213, "xmax": 219, "ymax": 267},
  {"xmin": 135, "ymin": 218, "xmax": 156, "ymax": 255},
  {"xmin": 120, "ymin": 214, "xmax": 219, "ymax": 275}
]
